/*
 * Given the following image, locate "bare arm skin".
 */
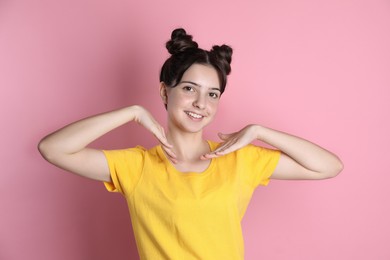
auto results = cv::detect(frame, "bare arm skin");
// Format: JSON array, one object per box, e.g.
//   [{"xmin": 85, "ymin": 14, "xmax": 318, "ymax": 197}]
[
  {"xmin": 202, "ymin": 125, "xmax": 343, "ymax": 180},
  {"xmin": 38, "ymin": 105, "xmax": 175, "ymax": 182}
]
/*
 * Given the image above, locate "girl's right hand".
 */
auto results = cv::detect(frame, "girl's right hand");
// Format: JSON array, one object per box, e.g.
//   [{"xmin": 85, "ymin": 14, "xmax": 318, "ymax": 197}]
[
  {"xmin": 133, "ymin": 106, "xmax": 177, "ymax": 163},
  {"xmin": 38, "ymin": 105, "xmax": 178, "ymax": 182}
]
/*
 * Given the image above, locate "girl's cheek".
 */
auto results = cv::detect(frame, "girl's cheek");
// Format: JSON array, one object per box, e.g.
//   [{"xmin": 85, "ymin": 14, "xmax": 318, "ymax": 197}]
[{"xmin": 209, "ymin": 103, "xmax": 219, "ymax": 113}]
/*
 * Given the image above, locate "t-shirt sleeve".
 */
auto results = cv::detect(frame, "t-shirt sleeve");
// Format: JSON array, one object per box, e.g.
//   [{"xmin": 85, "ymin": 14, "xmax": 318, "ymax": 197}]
[
  {"xmin": 240, "ymin": 144, "xmax": 281, "ymax": 188},
  {"xmin": 102, "ymin": 146, "xmax": 145, "ymax": 196}
]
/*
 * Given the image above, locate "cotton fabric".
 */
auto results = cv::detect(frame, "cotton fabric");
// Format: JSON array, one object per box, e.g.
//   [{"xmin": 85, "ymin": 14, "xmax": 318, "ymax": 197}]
[{"xmin": 103, "ymin": 141, "xmax": 280, "ymax": 260}]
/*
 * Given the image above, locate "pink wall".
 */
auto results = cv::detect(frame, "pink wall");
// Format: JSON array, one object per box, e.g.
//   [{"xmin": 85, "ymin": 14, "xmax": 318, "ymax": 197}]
[{"xmin": 1, "ymin": 0, "xmax": 389, "ymax": 259}]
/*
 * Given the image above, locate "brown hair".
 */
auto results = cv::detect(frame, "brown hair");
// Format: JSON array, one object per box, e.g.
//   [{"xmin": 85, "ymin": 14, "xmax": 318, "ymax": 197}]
[{"xmin": 160, "ymin": 28, "xmax": 233, "ymax": 94}]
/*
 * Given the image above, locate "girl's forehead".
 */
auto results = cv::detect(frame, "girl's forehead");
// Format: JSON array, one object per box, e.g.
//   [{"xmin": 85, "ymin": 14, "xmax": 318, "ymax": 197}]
[{"xmin": 181, "ymin": 64, "xmax": 220, "ymax": 89}]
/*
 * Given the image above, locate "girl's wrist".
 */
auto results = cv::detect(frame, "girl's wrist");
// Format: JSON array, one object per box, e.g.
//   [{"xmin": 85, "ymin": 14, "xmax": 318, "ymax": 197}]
[
  {"xmin": 253, "ymin": 124, "xmax": 266, "ymax": 141},
  {"xmin": 125, "ymin": 105, "xmax": 143, "ymax": 121}
]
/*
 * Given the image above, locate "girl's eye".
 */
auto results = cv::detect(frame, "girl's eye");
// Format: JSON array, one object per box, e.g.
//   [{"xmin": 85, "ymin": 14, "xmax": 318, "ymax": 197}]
[
  {"xmin": 183, "ymin": 86, "xmax": 194, "ymax": 92},
  {"xmin": 209, "ymin": 92, "xmax": 219, "ymax": 99}
]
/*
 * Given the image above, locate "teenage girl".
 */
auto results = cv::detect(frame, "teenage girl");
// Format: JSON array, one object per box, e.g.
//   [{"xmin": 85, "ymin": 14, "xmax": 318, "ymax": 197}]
[{"xmin": 38, "ymin": 28, "xmax": 343, "ymax": 260}]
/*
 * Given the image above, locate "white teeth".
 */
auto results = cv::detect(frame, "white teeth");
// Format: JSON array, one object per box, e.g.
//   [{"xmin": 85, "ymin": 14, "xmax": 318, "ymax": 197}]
[{"xmin": 187, "ymin": 112, "xmax": 203, "ymax": 119}]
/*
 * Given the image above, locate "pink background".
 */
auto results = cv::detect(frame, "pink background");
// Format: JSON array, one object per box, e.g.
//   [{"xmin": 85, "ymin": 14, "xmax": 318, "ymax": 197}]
[{"xmin": 1, "ymin": 0, "xmax": 389, "ymax": 259}]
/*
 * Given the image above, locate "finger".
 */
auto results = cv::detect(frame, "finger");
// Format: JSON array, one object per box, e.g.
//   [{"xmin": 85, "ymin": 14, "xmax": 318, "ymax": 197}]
[
  {"xmin": 154, "ymin": 130, "xmax": 173, "ymax": 149},
  {"xmin": 213, "ymin": 138, "xmax": 237, "ymax": 153},
  {"xmin": 167, "ymin": 154, "xmax": 178, "ymax": 164},
  {"xmin": 161, "ymin": 146, "xmax": 178, "ymax": 164},
  {"xmin": 167, "ymin": 155, "xmax": 178, "ymax": 164},
  {"xmin": 160, "ymin": 137, "xmax": 173, "ymax": 149},
  {"xmin": 218, "ymin": 132, "xmax": 234, "ymax": 141},
  {"xmin": 145, "ymin": 118, "xmax": 172, "ymax": 148},
  {"xmin": 200, "ymin": 153, "xmax": 220, "ymax": 160},
  {"xmin": 162, "ymin": 145, "xmax": 177, "ymax": 159},
  {"xmin": 201, "ymin": 133, "xmax": 241, "ymax": 159},
  {"xmin": 215, "ymin": 140, "xmax": 243, "ymax": 155},
  {"xmin": 202, "ymin": 143, "xmax": 232, "ymax": 158},
  {"xmin": 170, "ymin": 158, "xmax": 178, "ymax": 164},
  {"xmin": 212, "ymin": 139, "xmax": 240, "ymax": 156}
]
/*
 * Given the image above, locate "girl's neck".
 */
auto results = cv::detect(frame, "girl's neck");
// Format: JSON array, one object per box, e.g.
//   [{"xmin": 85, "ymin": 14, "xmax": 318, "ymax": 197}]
[{"xmin": 166, "ymin": 128, "xmax": 210, "ymax": 163}]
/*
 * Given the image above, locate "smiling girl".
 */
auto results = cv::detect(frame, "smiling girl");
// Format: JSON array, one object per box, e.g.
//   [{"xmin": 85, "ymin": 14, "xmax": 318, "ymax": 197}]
[{"xmin": 38, "ymin": 28, "xmax": 343, "ymax": 260}]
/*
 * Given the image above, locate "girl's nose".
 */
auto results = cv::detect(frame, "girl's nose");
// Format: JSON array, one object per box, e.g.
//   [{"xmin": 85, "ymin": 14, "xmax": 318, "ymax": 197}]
[{"xmin": 193, "ymin": 94, "xmax": 206, "ymax": 109}]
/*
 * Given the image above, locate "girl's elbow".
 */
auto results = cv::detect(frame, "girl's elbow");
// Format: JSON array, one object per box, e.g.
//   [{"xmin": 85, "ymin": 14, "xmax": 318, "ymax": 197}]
[
  {"xmin": 325, "ymin": 159, "xmax": 344, "ymax": 179},
  {"xmin": 38, "ymin": 138, "xmax": 56, "ymax": 163}
]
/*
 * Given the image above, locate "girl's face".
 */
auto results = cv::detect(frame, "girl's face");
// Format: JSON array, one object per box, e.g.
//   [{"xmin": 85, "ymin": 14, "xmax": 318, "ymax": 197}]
[{"xmin": 161, "ymin": 63, "xmax": 221, "ymax": 134}]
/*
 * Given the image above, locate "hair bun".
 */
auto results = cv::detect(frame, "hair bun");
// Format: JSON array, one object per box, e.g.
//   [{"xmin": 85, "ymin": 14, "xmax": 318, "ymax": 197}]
[
  {"xmin": 166, "ymin": 28, "xmax": 198, "ymax": 55},
  {"xmin": 211, "ymin": 44, "xmax": 233, "ymax": 75}
]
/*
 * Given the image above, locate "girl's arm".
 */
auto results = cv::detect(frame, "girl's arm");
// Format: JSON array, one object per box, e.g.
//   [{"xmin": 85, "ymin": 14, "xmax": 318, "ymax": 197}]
[
  {"xmin": 202, "ymin": 125, "xmax": 343, "ymax": 180},
  {"xmin": 38, "ymin": 105, "xmax": 175, "ymax": 182}
]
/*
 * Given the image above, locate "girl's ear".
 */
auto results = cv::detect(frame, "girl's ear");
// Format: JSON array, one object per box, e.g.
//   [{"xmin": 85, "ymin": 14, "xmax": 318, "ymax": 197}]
[{"xmin": 159, "ymin": 82, "xmax": 168, "ymax": 104}]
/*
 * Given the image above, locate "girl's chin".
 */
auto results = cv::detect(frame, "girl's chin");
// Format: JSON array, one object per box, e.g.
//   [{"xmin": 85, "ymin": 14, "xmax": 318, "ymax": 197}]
[
  {"xmin": 168, "ymin": 115, "xmax": 213, "ymax": 133},
  {"xmin": 175, "ymin": 123, "xmax": 207, "ymax": 134}
]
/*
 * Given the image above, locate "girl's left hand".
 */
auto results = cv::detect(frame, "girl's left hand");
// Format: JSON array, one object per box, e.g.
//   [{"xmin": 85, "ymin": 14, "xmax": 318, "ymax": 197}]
[{"xmin": 201, "ymin": 124, "xmax": 259, "ymax": 160}]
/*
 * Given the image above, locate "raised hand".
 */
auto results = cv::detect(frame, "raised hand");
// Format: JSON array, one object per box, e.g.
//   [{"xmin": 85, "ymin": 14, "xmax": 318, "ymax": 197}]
[
  {"xmin": 133, "ymin": 106, "xmax": 178, "ymax": 163},
  {"xmin": 201, "ymin": 125, "xmax": 259, "ymax": 160},
  {"xmin": 201, "ymin": 123, "xmax": 343, "ymax": 180}
]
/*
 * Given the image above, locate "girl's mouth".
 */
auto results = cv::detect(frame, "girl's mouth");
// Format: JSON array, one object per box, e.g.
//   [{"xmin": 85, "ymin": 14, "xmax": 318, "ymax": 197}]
[{"xmin": 185, "ymin": 111, "xmax": 204, "ymax": 119}]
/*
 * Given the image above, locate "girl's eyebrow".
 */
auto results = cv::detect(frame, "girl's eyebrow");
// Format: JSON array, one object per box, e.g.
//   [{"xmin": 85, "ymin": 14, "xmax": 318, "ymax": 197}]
[{"xmin": 180, "ymin": 81, "xmax": 221, "ymax": 92}]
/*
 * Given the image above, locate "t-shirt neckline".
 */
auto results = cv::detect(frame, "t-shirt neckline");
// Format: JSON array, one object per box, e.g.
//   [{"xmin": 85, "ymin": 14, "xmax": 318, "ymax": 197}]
[{"xmin": 157, "ymin": 140, "xmax": 217, "ymax": 177}]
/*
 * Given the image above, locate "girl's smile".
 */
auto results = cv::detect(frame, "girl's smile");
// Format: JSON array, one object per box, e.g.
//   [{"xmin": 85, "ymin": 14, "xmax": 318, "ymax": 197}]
[{"xmin": 185, "ymin": 111, "xmax": 204, "ymax": 120}]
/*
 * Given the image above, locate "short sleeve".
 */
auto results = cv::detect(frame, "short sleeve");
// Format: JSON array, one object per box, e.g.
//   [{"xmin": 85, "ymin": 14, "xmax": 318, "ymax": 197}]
[
  {"xmin": 240, "ymin": 144, "xmax": 281, "ymax": 188},
  {"xmin": 102, "ymin": 146, "xmax": 145, "ymax": 196}
]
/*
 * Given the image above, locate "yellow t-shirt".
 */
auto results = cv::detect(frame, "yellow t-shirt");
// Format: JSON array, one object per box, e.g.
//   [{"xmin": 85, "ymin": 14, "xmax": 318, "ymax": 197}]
[{"xmin": 103, "ymin": 141, "xmax": 280, "ymax": 260}]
